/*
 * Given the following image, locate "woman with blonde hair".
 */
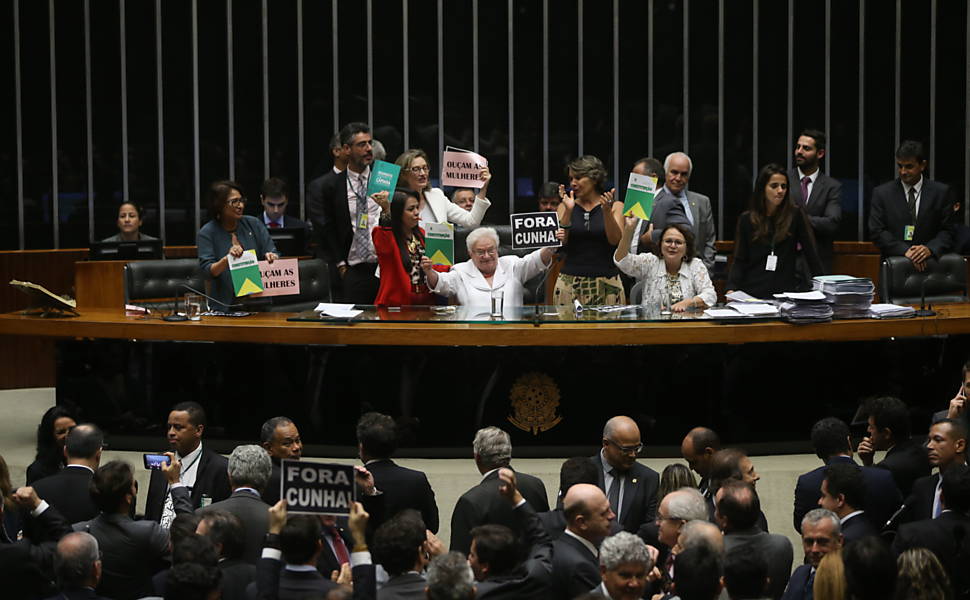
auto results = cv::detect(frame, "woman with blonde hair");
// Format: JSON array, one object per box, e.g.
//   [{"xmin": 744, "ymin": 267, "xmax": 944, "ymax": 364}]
[
  {"xmin": 813, "ymin": 549, "xmax": 846, "ymax": 600},
  {"xmin": 658, "ymin": 463, "xmax": 697, "ymax": 501},
  {"xmin": 895, "ymin": 548, "xmax": 951, "ymax": 600}
]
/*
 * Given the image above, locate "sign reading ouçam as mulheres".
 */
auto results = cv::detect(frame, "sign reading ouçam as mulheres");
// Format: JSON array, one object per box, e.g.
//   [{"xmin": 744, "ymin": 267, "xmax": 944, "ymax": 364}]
[
  {"xmin": 440, "ymin": 146, "xmax": 488, "ymax": 189},
  {"xmin": 280, "ymin": 459, "xmax": 357, "ymax": 516},
  {"xmin": 509, "ymin": 212, "xmax": 562, "ymax": 250},
  {"xmin": 251, "ymin": 258, "xmax": 301, "ymax": 298}
]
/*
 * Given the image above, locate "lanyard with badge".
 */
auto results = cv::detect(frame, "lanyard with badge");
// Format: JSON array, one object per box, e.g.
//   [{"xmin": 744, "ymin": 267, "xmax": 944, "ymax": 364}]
[{"xmin": 765, "ymin": 223, "xmax": 777, "ymax": 272}]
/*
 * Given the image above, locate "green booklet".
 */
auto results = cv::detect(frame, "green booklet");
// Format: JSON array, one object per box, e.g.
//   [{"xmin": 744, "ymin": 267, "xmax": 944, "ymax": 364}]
[
  {"xmin": 367, "ymin": 160, "xmax": 401, "ymax": 197},
  {"xmin": 229, "ymin": 249, "xmax": 264, "ymax": 296},
  {"xmin": 622, "ymin": 173, "xmax": 659, "ymax": 219},
  {"xmin": 424, "ymin": 222, "xmax": 455, "ymax": 268}
]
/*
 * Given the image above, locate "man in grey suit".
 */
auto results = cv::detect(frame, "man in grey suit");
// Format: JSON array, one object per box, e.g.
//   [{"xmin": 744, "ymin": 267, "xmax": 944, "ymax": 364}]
[
  {"xmin": 717, "ymin": 481, "xmax": 793, "ymax": 600},
  {"xmin": 789, "ymin": 130, "xmax": 842, "ymax": 274},
  {"xmin": 869, "ymin": 140, "xmax": 953, "ymax": 272},
  {"xmin": 649, "ymin": 152, "xmax": 717, "ymax": 274},
  {"xmin": 198, "ymin": 444, "xmax": 272, "ymax": 564}
]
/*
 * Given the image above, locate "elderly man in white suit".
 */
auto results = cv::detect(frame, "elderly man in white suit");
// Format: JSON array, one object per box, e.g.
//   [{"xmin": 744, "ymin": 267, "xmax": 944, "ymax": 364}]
[{"xmin": 420, "ymin": 227, "xmax": 561, "ymax": 307}]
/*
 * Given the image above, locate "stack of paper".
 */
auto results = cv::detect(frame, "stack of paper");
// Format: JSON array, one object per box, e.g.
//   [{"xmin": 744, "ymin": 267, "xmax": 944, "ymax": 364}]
[
  {"xmin": 813, "ymin": 275, "xmax": 875, "ymax": 295},
  {"xmin": 812, "ymin": 275, "xmax": 875, "ymax": 319},
  {"xmin": 774, "ymin": 290, "xmax": 833, "ymax": 324},
  {"xmin": 314, "ymin": 303, "xmax": 363, "ymax": 318},
  {"xmin": 726, "ymin": 302, "xmax": 779, "ymax": 316},
  {"xmin": 869, "ymin": 303, "xmax": 916, "ymax": 319}
]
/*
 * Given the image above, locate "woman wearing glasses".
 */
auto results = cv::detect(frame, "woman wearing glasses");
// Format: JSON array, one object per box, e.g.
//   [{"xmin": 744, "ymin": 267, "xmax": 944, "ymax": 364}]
[
  {"xmin": 197, "ymin": 180, "xmax": 279, "ymax": 311},
  {"xmin": 420, "ymin": 226, "xmax": 560, "ymax": 307},
  {"xmin": 395, "ymin": 149, "xmax": 492, "ymax": 227},
  {"xmin": 613, "ymin": 218, "xmax": 716, "ymax": 312},
  {"xmin": 554, "ymin": 155, "xmax": 626, "ymax": 306}
]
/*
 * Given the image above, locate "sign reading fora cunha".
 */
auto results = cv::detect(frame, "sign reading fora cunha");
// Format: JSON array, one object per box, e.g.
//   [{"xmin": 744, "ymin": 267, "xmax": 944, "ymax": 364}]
[
  {"xmin": 510, "ymin": 212, "xmax": 562, "ymax": 249},
  {"xmin": 280, "ymin": 460, "xmax": 356, "ymax": 516}
]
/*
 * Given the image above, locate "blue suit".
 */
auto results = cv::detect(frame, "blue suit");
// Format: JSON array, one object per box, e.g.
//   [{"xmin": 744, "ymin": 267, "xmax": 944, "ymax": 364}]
[
  {"xmin": 781, "ymin": 564, "xmax": 814, "ymax": 600},
  {"xmin": 792, "ymin": 455, "xmax": 902, "ymax": 532}
]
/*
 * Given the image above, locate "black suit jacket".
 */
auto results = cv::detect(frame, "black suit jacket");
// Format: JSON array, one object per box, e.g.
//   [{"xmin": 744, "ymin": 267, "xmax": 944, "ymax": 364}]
[
  {"xmin": 893, "ymin": 511, "xmax": 970, "ymax": 599},
  {"xmin": 841, "ymin": 512, "xmax": 879, "ymax": 544},
  {"xmin": 869, "ymin": 178, "xmax": 953, "ymax": 257},
  {"xmin": 550, "ymin": 533, "xmax": 601, "ymax": 600},
  {"xmin": 315, "ymin": 524, "xmax": 355, "ymax": 578},
  {"xmin": 250, "ymin": 555, "xmax": 376, "ymax": 600},
  {"xmin": 903, "ymin": 473, "xmax": 939, "ymax": 523},
  {"xmin": 780, "ymin": 563, "xmax": 813, "ymax": 600},
  {"xmin": 220, "ymin": 558, "xmax": 257, "ymax": 600},
  {"xmin": 475, "ymin": 502, "xmax": 553, "ymax": 600},
  {"xmin": 590, "ymin": 454, "xmax": 660, "ymax": 533},
  {"xmin": 788, "ymin": 169, "xmax": 842, "ymax": 273},
  {"xmin": 198, "ymin": 488, "xmax": 270, "ymax": 564},
  {"xmin": 307, "ymin": 170, "xmax": 352, "ymax": 266},
  {"xmin": 792, "ymin": 455, "xmax": 902, "ymax": 533},
  {"xmin": 31, "ymin": 465, "xmax": 98, "ymax": 527},
  {"xmin": 449, "ymin": 468, "xmax": 549, "ymax": 554},
  {"xmin": 42, "ymin": 588, "xmax": 112, "ymax": 600},
  {"xmin": 378, "ymin": 572, "xmax": 426, "ymax": 600},
  {"xmin": 145, "ymin": 446, "xmax": 231, "ymax": 522},
  {"xmin": 1, "ymin": 504, "xmax": 72, "ymax": 600},
  {"xmin": 724, "ymin": 528, "xmax": 793, "ymax": 600},
  {"xmin": 537, "ymin": 508, "xmax": 567, "ymax": 541},
  {"xmin": 366, "ymin": 458, "xmax": 439, "ymax": 533},
  {"xmin": 874, "ymin": 438, "xmax": 931, "ymax": 498}
]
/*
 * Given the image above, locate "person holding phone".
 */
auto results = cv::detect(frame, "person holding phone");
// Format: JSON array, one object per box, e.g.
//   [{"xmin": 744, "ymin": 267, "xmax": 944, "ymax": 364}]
[{"xmin": 553, "ymin": 155, "xmax": 626, "ymax": 306}]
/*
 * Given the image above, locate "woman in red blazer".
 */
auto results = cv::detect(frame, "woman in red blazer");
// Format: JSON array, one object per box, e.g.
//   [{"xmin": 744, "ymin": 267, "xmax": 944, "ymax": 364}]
[{"xmin": 372, "ymin": 188, "xmax": 435, "ymax": 306}]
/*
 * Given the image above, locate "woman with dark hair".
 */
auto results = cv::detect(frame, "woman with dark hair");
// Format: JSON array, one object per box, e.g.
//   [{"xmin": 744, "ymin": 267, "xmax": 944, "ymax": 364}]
[
  {"xmin": 102, "ymin": 202, "xmax": 158, "ymax": 242},
  {"xmin": 0, "ymin": 454, "xmax": 22, "ymax": 540},
  {"xmin": 197, "ymin": 180, "xmax": 279, "ymax": 311},
  {"xmin": 727, "ymin": 163, "xmax": 823, "ymax": 298},
  {"xmin": 371, "ymin": 188, "xmax": 435, "ymax": 306},
  {"xmin": 395, "ymin": 148, "xmax": 492, "ymax": 227},
  {"xmin": 554, "ymin": 155, "xmax": 626, "ymax": 306},
  {"xmin": 25, "ymin": 405, "xmax": 77, "ymax": 484},
  {"xmin": 614, "ymin": 219, "xmax": 716, "ymax": 311}
]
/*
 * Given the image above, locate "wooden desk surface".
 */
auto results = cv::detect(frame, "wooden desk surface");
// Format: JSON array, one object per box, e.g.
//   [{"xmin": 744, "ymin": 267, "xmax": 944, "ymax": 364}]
[{"xmin": 2, "ymin": 305, "xmax": 969, "ymax": 347}]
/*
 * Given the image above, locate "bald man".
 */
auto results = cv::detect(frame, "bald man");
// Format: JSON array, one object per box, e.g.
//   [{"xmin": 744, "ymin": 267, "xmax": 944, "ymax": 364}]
[
  {"xmin": 550, "ymin": 484, "xmax": 616, "ymax": 599},
  {"xmin": 681, "ymin": 427, "xmax": 721, "ymax": 498},
  {"xmin": 591, "ymin": 416, "xmax": 660, "ymax": 533}
]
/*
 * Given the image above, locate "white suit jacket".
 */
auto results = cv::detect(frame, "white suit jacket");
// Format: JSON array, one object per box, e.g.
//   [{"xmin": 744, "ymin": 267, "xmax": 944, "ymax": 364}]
[
  {"xmin": 614, "ymin": 252, "xmax": 717, "ymax": 308},
  {"xmin": 424, "ymin": 187, "xmax": 491, "ymax": 227},
  {"xmin": 431, "ymin": 249, "xmax": 550, "ymax": 307}
]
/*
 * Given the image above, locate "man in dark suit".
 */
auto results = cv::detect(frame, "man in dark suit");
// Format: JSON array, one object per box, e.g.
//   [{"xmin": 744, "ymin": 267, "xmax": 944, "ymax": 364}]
[
  {"xmin": 537, "ymin": 456, "xmax": 600, "ymax": 541},
  {"xmin": 449, "ymin": 426, "xmax": 549, "ymax": 554},
  {"xmin": 371, "ymin": 510, "xmax": 434, "ymax": 600},
  {"xmin": 648, "ymin": 152, "xmax": 717, "ymax": 274},
  {"xmin": 197, "ymin": 444, "xmax": 272, "ymax": 564},
  {"xmin": 550, "ymin": 484, "xmax": 615, "ymax": 599},
  {"xmin": 259, "ymin": 177, "xmax": 310, "ymax": 231},
  {"xmin": 32, "ymin": 424, "xmax": 103, "ymax": 528},
  {"xmin": 259, "ymin": 416, "xmax": 303, "ymax": 507},
  {"xmin": 718, "ymin": 481, "xmax": 792, "ymax": 600},
  {"xmin": 195, "ymin": 510, "xmax": 256, "ymax": 600},
  {"xmin": 893, "ymin": 464, "xmax": 970, "ymax": 599},
  {"xmin": 426, "ymin": 552, "xmax": 475, "ymax": 600},
  {"xmin": 591, "ymin": 416, "xmax": 660, "ymax": 534},
  {"xmin": 307, "ymin": 121, "xmax": 380, "ymax": 304},
  {"xmin": 145, "ymin": 402, "xmax": 231, "ymax": 526},
  {"xmin": 781, "ymin": 509, "xmax": 843, "ymax": 600},
  {"xmin": 904, "ymin": 418, "xmax": 967, "ymax": 522},
  {"xmin": 681, "ymin": 426, "xmax": 721, "ymax": 499},
  {"xmin": 857, "ymin": 396, "xmax": 931, "ymax": 497},
  {"xmin": 869, "ymin": 140, "xmax": 953, "ymax": 271},
  {"xmin": 250, "ymin": 500, "xmax": 375, "ymax": 600},
  {"xmin": 1, "ymin": 485, "xmax": 73, "ymax": 600},
  {"xmin": 789, "ymin": 130, "xmax": 842, "ymax": 274},
  {"xmin": 357, "ymin": 412, "xmax": 439, "ymax": 533},
  {"xmin": 794, "ymin": 417, "xmax": 902, "ymax": 533},
  {"xmin": 468, "ymin": 469, "xmax": 553, "ymax": 599},
  {"xmin": 818, "ymin": 463, "xmax": 878, "ymax": 544},
  {"xmin": 46, "ymin": 531, "xmax": 111, "ymax": 600}
]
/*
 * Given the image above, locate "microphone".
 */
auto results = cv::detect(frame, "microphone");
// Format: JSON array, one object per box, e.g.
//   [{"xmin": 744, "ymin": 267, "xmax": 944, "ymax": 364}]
[
  {"xmin": 180, "ymin": 285, "xmax": 245, "ymax": 312},
  {"xmin": 883, "ymin": 503, "xmax": 908, "ymax": 531},
  {"xmin": 915, "ymin": 274, "xmax": 936, "ymax": 317}
]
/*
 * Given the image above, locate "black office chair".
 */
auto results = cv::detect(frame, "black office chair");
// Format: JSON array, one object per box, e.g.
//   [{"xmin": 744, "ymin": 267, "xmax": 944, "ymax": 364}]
[
  {"xmin": 123, "ymin": 258, "xmax": 206, "ymax": 309},
  {"xmin": 879, "ymin": 253, "xmax": 968, "ymax": 304},
  {"xmin": 267, "ymin": 258, "xmax": 332, "ymax": 312}
]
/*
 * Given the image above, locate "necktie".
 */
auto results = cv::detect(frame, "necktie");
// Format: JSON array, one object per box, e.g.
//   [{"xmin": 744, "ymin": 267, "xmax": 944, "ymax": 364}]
[
  {"xmin": 805, "ymin": 568, "xmax": 816, "ymax": 600},
  {"xmin": 327, "ymin": 526, "xmax": 351, "ymax": 566},
  {"xmin": 907, "ymin": 187, "xmax": 918, "ymax": 223},
  {"xmin": 352, "ymin": 174, "xmax": 370, "ymax": 251},
  {"xmin": 607, "ymin": 468, "xmax": 622, "ymax": 517},
  {"xmin": 933, "ymin": 478, "xmax": 943, "ymax": 518},
  {"xmin": 269, "ymin": 221, "xmax": 280, "ymax": 229},
  {"xmin": 800, "ymin": 176, "xmax": 811, "ymax": 207}
]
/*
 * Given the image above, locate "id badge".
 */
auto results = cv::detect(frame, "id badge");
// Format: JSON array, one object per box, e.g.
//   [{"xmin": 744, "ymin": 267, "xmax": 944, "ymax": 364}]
[
  {"xmin": 903, "ymin": 225, "xmax": 915, "ymax": 241},
  {"xmin": 357, "ymin": 212, "xmax": 369, "ymax": 229},
  {"xmin": 765, "ymin": 253, "xmax": 778, "ymax": 272}
]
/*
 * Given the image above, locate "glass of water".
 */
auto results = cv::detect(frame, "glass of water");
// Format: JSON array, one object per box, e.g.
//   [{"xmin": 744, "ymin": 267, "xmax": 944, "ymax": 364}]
[
  {"xmin": 184, "ymin": 293, "xmax": 204, "ymax": 321},
  {"xmin": 490, "ymin": 288, "xmax": 504, "ymax": 319}
]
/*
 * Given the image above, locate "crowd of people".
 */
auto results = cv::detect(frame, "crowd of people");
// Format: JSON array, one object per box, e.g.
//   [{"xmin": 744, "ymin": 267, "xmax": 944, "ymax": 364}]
[
  {"xmin": 98, "ymin": 122, "xmax": 958, "ymax": 312},
  {"xmin": 2, "ymin": 375, "xmax": 969, "ymax": 600}
]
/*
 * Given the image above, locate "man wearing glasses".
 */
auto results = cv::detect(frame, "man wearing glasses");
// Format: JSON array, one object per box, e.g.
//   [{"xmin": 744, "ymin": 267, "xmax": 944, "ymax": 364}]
[{"xmin": 591, "ymin": 416, "xmax": 660, "ymax": 533}]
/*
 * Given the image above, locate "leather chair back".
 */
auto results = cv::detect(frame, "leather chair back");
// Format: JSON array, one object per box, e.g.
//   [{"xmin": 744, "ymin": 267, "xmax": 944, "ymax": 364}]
[
  {"xmin": 267, "ymin": 258, "xmax": 332, "ymax": 312},
  {"xmin": 879, "ymin": 253, "xmax": 968, "ymax": 304},
  {"xmin": 124, "ymin": 259, "xmax": 205, "ymax": 305}
]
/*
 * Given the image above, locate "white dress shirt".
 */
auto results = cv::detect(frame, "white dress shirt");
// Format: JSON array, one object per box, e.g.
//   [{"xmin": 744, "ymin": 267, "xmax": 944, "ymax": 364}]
[{"xmin": 797, "ymin": 167, "xmax": 820, "ymax": 206}]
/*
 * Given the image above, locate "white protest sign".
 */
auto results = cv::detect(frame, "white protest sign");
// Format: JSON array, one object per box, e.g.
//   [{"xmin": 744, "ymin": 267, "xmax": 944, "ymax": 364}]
[
  {"xmin": 251, "ymin": 258, "xmax": 301, "ymax": 298},
  {"xmin": 440, "ymin": 146, "xmax": 489, "ymax": 189},
  {"xmin": 510, "ymin": 212, "xmax": 562, "ymax": 249},
  {"xmin": 280, "ymin": 460, "xmax": 357, "ymax": 516}
]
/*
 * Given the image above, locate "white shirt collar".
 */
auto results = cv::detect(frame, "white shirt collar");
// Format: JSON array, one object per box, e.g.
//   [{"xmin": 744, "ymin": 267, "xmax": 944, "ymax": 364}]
[
  {"xmin": 179, "ymin": 441, "xmax": 203, "ymax": 464},
  {"xmin": 902, "ymin": 176, "xmax": 924, "ymax": 197},
  {"xmin": 840, "ymin": 510, "xmax": 864, "ymax": 524},
  {"xmin": 797, "ymin": 166, "xmax": 820, "ymax": 184},
  {"xmin": 263, "ymin": 212, "xmax": 283, "ymax": 227},
  {"xmin": 564, "ymin": 528, "xmax": 599, "ymax": 558},
  {"xmin": 480, "ymin": 467, "xmax": 501, "ymax": 483},
  {"xmin": 65, "ymin": 464, "xmax": 95, "ymax": 474}
]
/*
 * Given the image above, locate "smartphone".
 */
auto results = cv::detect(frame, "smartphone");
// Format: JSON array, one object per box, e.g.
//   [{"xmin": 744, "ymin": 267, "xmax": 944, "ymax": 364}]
[{"xmin": 143, "ymin": 453, "xmax": 170, "ymax": 470}]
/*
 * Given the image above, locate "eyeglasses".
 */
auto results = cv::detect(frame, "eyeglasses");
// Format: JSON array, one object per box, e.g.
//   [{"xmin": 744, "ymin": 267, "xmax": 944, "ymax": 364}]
[
  {"xmin": 605, "ymin": 438, "xmax": 643, "ymax": 455},
  {"xmin": 408, "ymin": 165, "xmax": 431, "ymax": 174},
  {"xmin": 229, "ymin": 197, "xmax": 247, "ymax": 207},
  {"xmin": 662, "ymin": 238, "xmax": 685, "ymax": 246},
  {"xmin": 472, "ymin": 248, "xmax": 498, "ymax": 257}
]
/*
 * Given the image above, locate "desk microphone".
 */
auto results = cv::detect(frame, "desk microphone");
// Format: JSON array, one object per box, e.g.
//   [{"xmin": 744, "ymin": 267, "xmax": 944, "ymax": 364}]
[
  {"xmin": 916, "ymin": 275, "xmax": 936, "ymax": 317},
  {"xmin": 180, "ymin": 284, "xmax": 244, "ymax": 312},
  {"xmin": 883, "ymin": 503, "xmax": 908, "ymax": 531}
]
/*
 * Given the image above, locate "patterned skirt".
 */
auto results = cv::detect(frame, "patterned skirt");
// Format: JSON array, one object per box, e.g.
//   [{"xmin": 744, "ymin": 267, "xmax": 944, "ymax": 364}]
[{"xmin": 553, "ymin": 273, "xmax": 626, "ymax": 307}]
